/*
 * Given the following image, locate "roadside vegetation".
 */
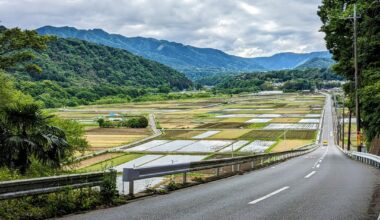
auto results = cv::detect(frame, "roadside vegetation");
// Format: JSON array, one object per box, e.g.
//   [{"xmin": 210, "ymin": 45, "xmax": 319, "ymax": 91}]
[
  {"xmin": 318, "ymin": 0, "xmax": 380, "ymax": 150},
  {"xmin": 0, "ymin": 27, "xmax": 121, "ymax": 220}
]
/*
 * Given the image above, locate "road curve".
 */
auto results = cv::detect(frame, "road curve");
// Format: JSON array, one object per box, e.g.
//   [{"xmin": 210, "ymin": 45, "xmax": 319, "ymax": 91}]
[{"xmin": 63, "ymin": 95, "xmax": 380, "ymax": 220}]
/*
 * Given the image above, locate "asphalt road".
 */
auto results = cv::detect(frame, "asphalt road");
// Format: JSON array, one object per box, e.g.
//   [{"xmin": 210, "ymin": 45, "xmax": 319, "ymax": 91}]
[{"xmin": 63, "ymin": 95, "xmax": 380, "ymax": 220}]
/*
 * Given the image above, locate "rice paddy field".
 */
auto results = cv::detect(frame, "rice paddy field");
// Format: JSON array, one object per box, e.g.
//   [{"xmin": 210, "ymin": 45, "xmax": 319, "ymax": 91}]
[{"xmin": 51, "ymin": 93, "xmax": 325, "ymax": 173}]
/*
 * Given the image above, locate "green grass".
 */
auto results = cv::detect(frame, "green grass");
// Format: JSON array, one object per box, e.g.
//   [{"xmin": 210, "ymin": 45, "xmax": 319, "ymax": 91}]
[
  {"xmin": 285, "ymin": 130, "xmax": 317, "ymax": 139},
  {"xmin": 264, "ymin": 141, "xmax": 280, "ymax": 153},
  {"xmin": 240, "ymin": 130, "xmax": 284, "ymax": 140},
  {"xmin": 245, "ymin": 123, "xmax": 269, "ymax": 129},
  {"xmin": 79, "ymin": 153, "xmax": 142, "ymax": 172}
]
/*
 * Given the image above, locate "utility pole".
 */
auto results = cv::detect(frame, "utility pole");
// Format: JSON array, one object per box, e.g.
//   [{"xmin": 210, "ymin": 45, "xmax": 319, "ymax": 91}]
[
  {"xmin": 353, "ymin": 3, "xmax": 362, "ymax": 152},
  {"xmin": 342, "ymin": 95, "xmax": 345, "ymax": 150},
  {"xmin": 342, "ymin": 2, "xmax": 362, "ymax": 151}
]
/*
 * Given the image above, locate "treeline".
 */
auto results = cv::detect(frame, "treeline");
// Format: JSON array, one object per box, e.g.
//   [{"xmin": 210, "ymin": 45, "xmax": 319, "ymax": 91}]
[
  {"xmin": 5, "ymin": 34, "xmax": 193, "ymax": 108},
  {"xmin": 211, "ymin": 68, "xmax": 342, "ymax": 94},
  {"xmin": 91, "ymin": 91, "xmax": 213, "ymax": 105},
  {"xmin": 97, "ymin": 116, "xmax": 148, "ymax": 128},
  {"xmin": 318, "ymin": 1, "xmax": 380, "ymax": 146}
]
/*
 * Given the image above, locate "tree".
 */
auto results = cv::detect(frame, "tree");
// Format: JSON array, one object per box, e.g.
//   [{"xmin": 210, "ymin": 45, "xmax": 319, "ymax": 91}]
[
  {"xmin": 318, "ymin": 1, "xmax": 380, "ymax": 143},
  {"xmin": 0, "ymin": 27, "xmax": 52, "ymax": 72},
  {"xmin": 97, "ymin": 118, "xmax": 105, "ymax": 127},
  {"xmin": 0, "ymin": 71, "xmax": 35, "ymax": 113},
  {"xmin": 0, "ymin": 103, "xmax": 68, "ymax": 174},
  {"xmin": 126, "ymin": 117, "xmax": 148, "ymax": 128},
  {"xmin": 158, "ymin": 84, "xmax": 171, "ymax": 94},
  {"xmin": 0, "ymin": 72, "xmax": 16, "ymax": 109},
  {"xmin": 49, "ymin": 117, "xmax": 89, "ymax": 160},
  {"xmin": 137, "ymin": 116, "xmax": 149, "ymax": 128}
]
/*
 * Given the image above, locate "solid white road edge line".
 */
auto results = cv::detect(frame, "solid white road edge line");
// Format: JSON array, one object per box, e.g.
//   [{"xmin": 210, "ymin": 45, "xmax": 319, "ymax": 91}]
[
  {"xmin": 305, "ymin": 171, "xmax": 316, "ymax": 179},
  {"xmin": 248, "ymin": 186, "xmax": 290, "ymax": 205}
]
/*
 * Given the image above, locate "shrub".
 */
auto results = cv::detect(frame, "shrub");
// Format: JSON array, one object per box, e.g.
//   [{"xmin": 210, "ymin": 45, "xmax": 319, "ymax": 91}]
[
  {"xmin": 126, "ymin": 117, "xmax": 148, "ymax": 128},
  {"xmin": 0, "ymin": 188, "xmax": 102, "ymax": 220},
  {"xmin": 0, "ymin": 170, "xmax": 119, "ymax": 220},
  {"xmin": 97, "ymin": 118, "xmax": 105, "ymax": 127},
  {"xmin": 100, "ymin": 170, "xmax": 118, "ymax": 205}
]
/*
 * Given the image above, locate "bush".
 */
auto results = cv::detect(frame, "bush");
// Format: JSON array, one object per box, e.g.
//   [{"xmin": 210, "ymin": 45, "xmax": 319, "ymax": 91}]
[
  {"xmin": 0, "ymin": 170, "xmax": 119, "ymax": 220},
  {"xmin": 98, "ymin": 116, "xmax": 148, "ymax": 128},
  {"xmin": 100, "ymin": 170, "xmax": 118, "ymax": 205},
  {"xmin": 97, "ymin": 118, "xmax": 105, "ymax": 127},
  {"xmin": 137, "ymin": 117, "xmax": 149, "ymax": 128},
  {"xmin": 126, "ymin": 117, "xmax": 148, "ymax": 128},
  {"xmin": 0, "ymin": 188, "xmax": 102, "ymax": 220}
]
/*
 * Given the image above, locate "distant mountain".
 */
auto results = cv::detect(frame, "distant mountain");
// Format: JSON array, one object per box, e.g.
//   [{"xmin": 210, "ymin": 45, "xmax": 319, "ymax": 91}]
[
  {"xmin": 250, "ymin": 51, "xmax": 332, "ymax": 70},
  {"xmin": 295, "ymin": 57, "xmax": 335, "ymax": 69},
  {"xmin": 36, "ymin": 26, "xmax": 334, "ymax": 79},
  {"xmin": 9, "ymin": 37, "xmax": 192, "ymax": 107},
  {"xmin": 36, "ymin": 26, "xmax": 265, "ymax": 78}
]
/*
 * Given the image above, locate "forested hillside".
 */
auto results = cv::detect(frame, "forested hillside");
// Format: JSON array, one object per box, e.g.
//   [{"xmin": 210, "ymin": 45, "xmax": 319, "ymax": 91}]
[
  {"xmin": 213, "ymin": 68, "xmax": 342, "ymax": 94},
  {"xmin": 36, "ymin": 26, "xmax": 334, "ymax": 79},
  {"xmin": 250, "ymin": 51, "xmax": 332, "ymax": 70},
  {"xmin": 296, "ymin": 57, "xmax": 335, "ymax": 70},
  {"xmin": 37, "ymin": 26, "xmax": 265, "ymax": 78},
  {"xmin": 7, "ymin": 36, "xmax": 193, "ymax": 107}
]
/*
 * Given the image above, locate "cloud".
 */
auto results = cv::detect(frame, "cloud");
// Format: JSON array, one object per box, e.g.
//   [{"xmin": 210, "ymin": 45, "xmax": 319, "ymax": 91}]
[{"xmin": 0, "ymin": 0, "xmax": 326, "ymax": 57}]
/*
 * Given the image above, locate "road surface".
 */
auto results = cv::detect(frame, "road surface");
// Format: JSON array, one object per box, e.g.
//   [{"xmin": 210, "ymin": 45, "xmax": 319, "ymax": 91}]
[
  {"xmin": 63, "ymin": 95, "xmax": 380, "ymax": 220},
  {"xmin": 148, "ymin": 113, "xmax": 161, "ymax": 135}
]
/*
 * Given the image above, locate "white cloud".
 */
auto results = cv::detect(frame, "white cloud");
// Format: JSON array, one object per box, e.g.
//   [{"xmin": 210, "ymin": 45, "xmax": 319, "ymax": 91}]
[
  {"xmin": 0, "ymin": 0, "xmax": 326, "ymax": 57},
  {"xmin": 239, "ymin": 2, "xmax": 261, "ymax": 15}
]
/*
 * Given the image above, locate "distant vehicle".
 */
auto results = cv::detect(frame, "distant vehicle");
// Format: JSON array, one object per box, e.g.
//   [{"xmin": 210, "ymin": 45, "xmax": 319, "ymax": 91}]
[{"xmin": 323, "ymin": 140, "xmax": 328, "ymax": 146}]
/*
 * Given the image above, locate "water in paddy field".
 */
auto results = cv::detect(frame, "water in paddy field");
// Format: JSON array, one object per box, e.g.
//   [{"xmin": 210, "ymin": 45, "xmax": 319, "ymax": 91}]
[
  {"xmin": 117, "ymin": 176, "xmax": 164, "ymax": 195},
  {"xmin": 115, "ymin": 154, "xmax": 207, "ymax": 194}
]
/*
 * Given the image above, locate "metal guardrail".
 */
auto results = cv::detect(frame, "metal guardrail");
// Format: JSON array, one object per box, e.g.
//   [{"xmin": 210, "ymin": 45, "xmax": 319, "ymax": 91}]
[
  {"xmin": 0, "ymin": 171, "xmax": 115, "ymax": 200},
  {"xmin": 346, "ymin": 151, "xmax": 380, "ymax": 168},
  {"xmin": 123, "ymin": 145, "xmax": 317, "ymax": 196}
]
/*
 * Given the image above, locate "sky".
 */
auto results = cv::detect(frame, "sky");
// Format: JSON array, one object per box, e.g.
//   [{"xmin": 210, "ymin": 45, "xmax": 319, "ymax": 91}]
[{"xmin": 0, "ymin": 0, "xmax": 326, "ymax": 57}]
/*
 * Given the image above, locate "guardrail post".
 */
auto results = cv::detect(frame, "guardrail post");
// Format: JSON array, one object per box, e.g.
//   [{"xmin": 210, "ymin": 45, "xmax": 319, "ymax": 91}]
[
  {"xmin": 216, "ymin": 168, "xmax": 220, "ymax": 176},
  {"xmin": 129, "ymin": 181, "xmax": 134, "ymax": 196},
  {"xmin": 231, "ymin": 165, "xmax": 235, "ymax": 173},
  {"xmin": 183, "ymin": 172, "xmax": 187, "ymax": 184},
  {"xmin": 251, "ymin": 160, "xmax": 254, "ymax": 169},
  {"xmin": 237, "ymin": 164, "xmax": 240, "ymax": 172}
]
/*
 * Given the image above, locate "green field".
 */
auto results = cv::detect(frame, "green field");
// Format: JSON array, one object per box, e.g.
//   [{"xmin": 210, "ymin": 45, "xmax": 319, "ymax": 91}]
[
  {"xmin": 53, "ymin": 93, "xmax": 324, "ymax": 170},
  {"xmin": 79, "ymin": 154, "xmax": 142, "ymax": 172}
]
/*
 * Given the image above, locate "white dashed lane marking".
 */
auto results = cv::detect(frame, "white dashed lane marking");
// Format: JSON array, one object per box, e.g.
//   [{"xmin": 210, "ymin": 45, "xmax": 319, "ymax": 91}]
[
  {"xmin": 304, "ymin": 171, "xmax": 316, "ymax": 179},
  {"xmin": 249, "ymin": 186, "xmax": 290, "ymax": 205}
]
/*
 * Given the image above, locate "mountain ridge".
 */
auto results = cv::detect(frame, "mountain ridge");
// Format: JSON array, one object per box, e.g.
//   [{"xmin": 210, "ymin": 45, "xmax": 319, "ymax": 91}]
[
  {"xmin": 36, "ymin": 26, "xmax": 333, "ymax": 78},
  {"xmin": 7, "ymin": 36, "xmax": 193, "ymax": 107}
]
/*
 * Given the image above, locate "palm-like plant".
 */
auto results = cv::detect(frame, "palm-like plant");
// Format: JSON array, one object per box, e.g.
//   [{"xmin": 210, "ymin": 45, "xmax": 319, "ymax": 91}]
[{"xmin": 0, "ymin": 103, "xmax": 68, "ymax": 174}]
